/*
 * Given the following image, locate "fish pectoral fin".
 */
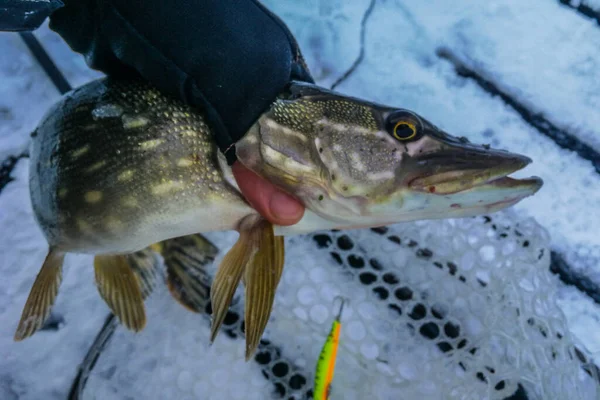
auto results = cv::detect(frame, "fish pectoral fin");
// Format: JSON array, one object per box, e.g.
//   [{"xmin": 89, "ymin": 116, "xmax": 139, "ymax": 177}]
[
  {"xmin": 209, "ymin": 228, "xmax": 254, "ymax": 343},
  {"xmin": 14, "ymin": 249, "xmax": 65, "ymax": 341},
  {"xmin": 161, "ymin": 233, "xmax": 218, "ymax": 313},
  {"xmin": 210, "ymin": 216, "xmax": 286, "ymax": 356},
  {"xmin": 127, "ymin": 247, "xmax": 162, "ymax": 300},
  {"xmin": 243, "ymin": 222, "xmax": 285, "ymax": 361},
  {"xmin": 94, "ymin": 254, "xmax": 146, "ymax": 332}
]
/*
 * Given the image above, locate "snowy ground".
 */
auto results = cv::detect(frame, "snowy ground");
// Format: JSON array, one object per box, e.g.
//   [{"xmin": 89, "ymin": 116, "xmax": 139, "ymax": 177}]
[
  {"xmin": 1, "ymin": 1, "xmax": 600, "ymax": 399},
  {"xmin": 561, "ymin": 0, "xmax": 600, "ymax": 21}
]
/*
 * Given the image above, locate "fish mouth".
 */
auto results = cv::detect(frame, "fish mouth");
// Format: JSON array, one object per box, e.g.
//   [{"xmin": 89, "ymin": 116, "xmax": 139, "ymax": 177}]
[{"xmin": 407, "ymin": 148, "xmax": 543, "ymax": 198}]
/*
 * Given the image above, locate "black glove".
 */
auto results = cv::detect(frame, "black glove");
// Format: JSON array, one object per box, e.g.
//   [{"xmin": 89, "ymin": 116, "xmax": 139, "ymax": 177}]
[
  {"xmin": 0, "ymin": 0, "xmax": 63, "ymax": 31},
  {"xmin": 47, "ymin": 0, "xmax": 314, "ymax": 165}
]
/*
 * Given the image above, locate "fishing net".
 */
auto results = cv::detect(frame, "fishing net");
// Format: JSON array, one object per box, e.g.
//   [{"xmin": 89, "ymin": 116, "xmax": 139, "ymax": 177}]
[{"xmin": 80, "ymin": 210, "xmax": 599, "ymax": 400}]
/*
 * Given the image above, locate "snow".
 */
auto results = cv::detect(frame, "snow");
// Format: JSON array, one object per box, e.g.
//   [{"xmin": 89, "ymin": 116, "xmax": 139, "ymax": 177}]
[
  {"xmin": 400, "ymin": 0, "xmax": 600, "ymax": 153},
  {"xmin": 569, "ymin": 0, "xmax": 600, "ymax": 13},
  {"xmin": 0, "ymin": 33, "xmax": 58, "ymax": 161},
  {"xmin": 1, "ymin": 1, "xmax": 600, "ymax": 399},
  {"xmin": 558, "ymin": 285, "xmax": 600, "ymax": 357}
]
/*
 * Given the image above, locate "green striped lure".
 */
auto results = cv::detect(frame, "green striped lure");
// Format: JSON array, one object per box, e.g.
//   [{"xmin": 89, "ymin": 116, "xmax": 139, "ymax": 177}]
[{"xmin": 313, "ymin": 297, "xmax": 346, "ymax": 400}]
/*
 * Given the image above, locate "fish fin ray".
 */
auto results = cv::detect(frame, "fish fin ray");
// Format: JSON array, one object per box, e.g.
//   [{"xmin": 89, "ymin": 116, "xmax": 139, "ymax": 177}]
[
  {"xmin": 94, "ymin": 254, "xmax": 146, "ymax": 332},
  {"xmin": 126, "ymin": 247, "xmax": 162, "ymax": 300},
  {"xmin": 161, "ymin": 233, "xmax": 218, "ymax": 313},
  {"xmin": 209, "ymin": 229, "xmax": 254, "ymax": 342},
  {"xmin": 14, "ymin": 249, "xmax": 64, "ymax": 341},
  {"xmin": 244, "ymin": 221, "xmax": 285, "ymax": 360}
]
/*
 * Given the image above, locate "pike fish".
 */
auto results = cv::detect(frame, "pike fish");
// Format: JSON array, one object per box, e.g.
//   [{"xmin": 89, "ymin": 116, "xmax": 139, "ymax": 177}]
[{"xmin": 14, "ymin": 76, "xmax": 542, "ymax": 359}]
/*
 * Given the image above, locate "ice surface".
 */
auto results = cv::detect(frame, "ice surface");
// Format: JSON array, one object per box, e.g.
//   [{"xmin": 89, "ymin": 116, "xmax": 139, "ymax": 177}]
[
  {"xmin": 1, "ymin": 1, "xmax": 599, "ymax": 399},
  {"xmin": 568, "ymin": 0, "xmax": 600, "ymax": 13},
  {"xmin": 0, "ymin": 33, "xmax": 59, "ymax": 161},
  {"xmin": 400, "ymin": 0, "xmax": 600, "ymax": 153},
  {"xmin": 0, "ymin": 18, "xmax": 102, "ymax": 162},
  {"xmin": 557, "ymin": 286, "xmax": 600, "ymax": 358}
]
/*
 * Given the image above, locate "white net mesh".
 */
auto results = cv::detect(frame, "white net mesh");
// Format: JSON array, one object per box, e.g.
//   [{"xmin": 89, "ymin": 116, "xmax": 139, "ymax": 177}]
[{"xmin": 82, "ymin": 210, "xmax": 600, "ymax": 400}]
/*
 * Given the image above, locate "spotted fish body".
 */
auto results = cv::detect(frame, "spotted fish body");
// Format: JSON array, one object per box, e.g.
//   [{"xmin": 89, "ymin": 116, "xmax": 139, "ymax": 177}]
[
  {"xmin": 31, "ymin": 77, "xmax": 543, "ymax": 253},
  {"xmin": 17, "ymin": 76, "xmax": 542, "ymax": 358},
  {"xmin": 31, "ymin": 78, "xmax": 252, "ymax": 255}
]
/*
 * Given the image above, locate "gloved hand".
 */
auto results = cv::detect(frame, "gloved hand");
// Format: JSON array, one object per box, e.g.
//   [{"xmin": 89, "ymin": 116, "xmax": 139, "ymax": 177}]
[{"xmin": 48, "ymin": 0, "xmax": 311, "ymax": 225}]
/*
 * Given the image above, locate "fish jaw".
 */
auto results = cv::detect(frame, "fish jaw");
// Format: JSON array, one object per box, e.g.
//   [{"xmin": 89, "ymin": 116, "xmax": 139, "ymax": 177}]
[
  {"xmin": 367, "ymin": 176, "xmax": 543, "ymax": 225},
  {"xmin": 373, "ymin": 145, "xmax": 544, "ymax": 223},
  {"xmin": 273, "ymin": 176, "xmax": 542, "ymax": 236}
]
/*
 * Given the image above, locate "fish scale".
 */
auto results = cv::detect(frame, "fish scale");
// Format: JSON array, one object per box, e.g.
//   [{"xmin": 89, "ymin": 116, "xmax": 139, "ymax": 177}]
[
  {"xmin": 30, "ymin": 77, "xmax": 248, "ymax": 255},
  {"xmin": 14, "ymin": 75, "xmax": 542, "ymax": 360}
]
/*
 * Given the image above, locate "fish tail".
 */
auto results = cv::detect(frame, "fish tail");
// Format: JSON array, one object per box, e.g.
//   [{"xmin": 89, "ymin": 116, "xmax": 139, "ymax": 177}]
[
  {"xmin": 94, "ymin": 254, "xmax": 146, "ymax": 332},
  {"xmin": 14, "ymin": 248, "xmax": 65, "ymax": 341},
  {"xmin": 158, "ymin": 233, "xmax": 218, "ymax": 313}
]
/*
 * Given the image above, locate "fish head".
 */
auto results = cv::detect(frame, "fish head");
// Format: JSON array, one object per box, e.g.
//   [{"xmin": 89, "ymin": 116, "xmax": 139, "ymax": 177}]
[{"xmin": 235, "ymin": 82, "xmax": 543, "ymax": 232}]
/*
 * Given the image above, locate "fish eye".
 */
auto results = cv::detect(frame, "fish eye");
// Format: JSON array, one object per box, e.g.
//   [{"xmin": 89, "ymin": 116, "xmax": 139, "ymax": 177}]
[
  {"xmin": 393, "ymin": 121, "xmax": 417, "ymax": 140},
  {"xmin": 385, "ymin": 111, "xmax": 422, "ymax": 142}
]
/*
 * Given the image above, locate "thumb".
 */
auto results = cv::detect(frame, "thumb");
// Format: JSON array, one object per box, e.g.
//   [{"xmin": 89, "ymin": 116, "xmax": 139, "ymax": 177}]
[{"xmin": 231, "ymin": 162, "xmax": 304, "ymax": 226}]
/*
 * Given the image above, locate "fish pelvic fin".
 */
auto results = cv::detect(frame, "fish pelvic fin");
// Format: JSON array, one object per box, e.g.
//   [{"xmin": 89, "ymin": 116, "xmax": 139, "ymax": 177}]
[
  {"xmin": 126, "ymin": 247, "xmax": 162, "ymax": 300},
  {"xmin": 94, "ymin": 254, "xmax": 146, "ymax": 332},
  {"xmin": 14, "ymin": 249, "xmax": 65, "ymax": 341},
  {"xmin": 160, "ymin": 234, "xmax": 218, "ymax": 313},
  {"xmin": 209, "ymin": 225, "xmax": 254, "ymax": 343},
  {"xmin": 244, "ymin": 226, "xmax": 285, "ymax": 360}
]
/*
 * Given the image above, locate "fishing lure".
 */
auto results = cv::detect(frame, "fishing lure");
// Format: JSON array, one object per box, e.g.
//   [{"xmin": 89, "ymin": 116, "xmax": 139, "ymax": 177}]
[{"xmin": 313, "ymin": 297, "xmax": 347, "ymax": 400}]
